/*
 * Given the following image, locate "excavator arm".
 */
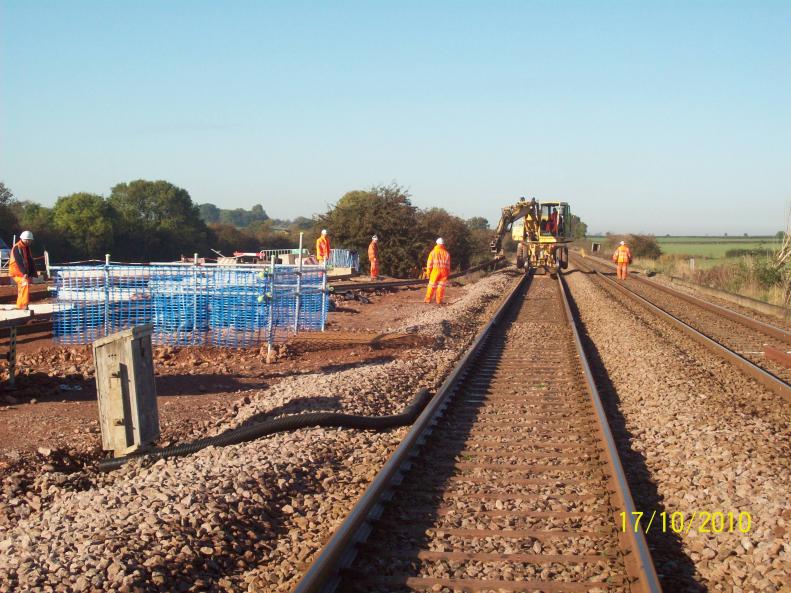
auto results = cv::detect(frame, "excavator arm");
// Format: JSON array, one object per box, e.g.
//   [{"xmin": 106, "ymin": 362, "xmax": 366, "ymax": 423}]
[{"xmin": 490, "ymin": 198, "xmax": 539, "ymax": 255}]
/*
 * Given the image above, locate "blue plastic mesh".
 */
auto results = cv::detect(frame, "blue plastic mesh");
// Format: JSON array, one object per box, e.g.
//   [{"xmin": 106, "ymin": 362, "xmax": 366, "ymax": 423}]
[{"xmin": 53, "ymin": 264, "xmax": 328, "ymax": 346}]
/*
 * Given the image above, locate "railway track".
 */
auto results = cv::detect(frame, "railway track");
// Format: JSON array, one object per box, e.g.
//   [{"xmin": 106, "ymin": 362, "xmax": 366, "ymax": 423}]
[
  {"xmin": 573, "ymin": 253, "xmax": 791, "ymax": 402},
  {"xmin": 294, "ymin": 272, "xmax": 662, "ymax": 593}
]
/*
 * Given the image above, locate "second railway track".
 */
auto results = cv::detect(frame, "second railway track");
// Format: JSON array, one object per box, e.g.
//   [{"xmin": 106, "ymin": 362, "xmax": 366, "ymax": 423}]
[
  {"xmin": 295, "ymin": 271, "xmax": 661, "ymax": 593},
  {"xmin": 573, "ymin": 253, "xmax": 791, "ymax": 402}
]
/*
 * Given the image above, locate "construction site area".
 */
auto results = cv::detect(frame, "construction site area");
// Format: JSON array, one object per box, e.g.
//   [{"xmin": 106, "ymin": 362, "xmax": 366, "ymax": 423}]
[{"xmin": 1, "ymin": 193, "xmax": 790, "ymax": 593}]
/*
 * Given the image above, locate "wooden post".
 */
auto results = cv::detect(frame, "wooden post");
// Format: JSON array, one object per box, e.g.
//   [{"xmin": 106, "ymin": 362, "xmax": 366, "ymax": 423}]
[{"xmin": 93, "ymin": 324, "xmax": 159, "ymax": 457}]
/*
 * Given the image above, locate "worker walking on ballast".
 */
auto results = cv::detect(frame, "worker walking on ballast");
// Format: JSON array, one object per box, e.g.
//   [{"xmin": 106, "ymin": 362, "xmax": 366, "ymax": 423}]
[
  {"xmin": 612, "ymin": 240, "xmax": 632, "ymax": 280},
  {"xmin": 424, "ymin": 238, "xmax": 451, "ymax": 305},
  {"xmin": 9, "ymin": 231, "xmax": 38, "ymax": 310},
  {"xmin": 368, "ymin": 235, "xmax": 379, "ymax": 280},
  {"xmin": 316, "ymin": 229, "xmax": 331, "ymax": 264}
]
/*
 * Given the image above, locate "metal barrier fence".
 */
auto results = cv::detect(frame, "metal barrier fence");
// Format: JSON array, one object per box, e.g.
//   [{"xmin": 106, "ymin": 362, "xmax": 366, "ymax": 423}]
[
  {"xmin": 328, "ymin": 249, "xmax": 359, "ymax": 270},
  {"xmin": 248, "ymin": 249, "xmax": 309, "ymax": 261},
  {"xmin": 51, "ymin": 264, "xmax": 328, "ymax": 348}
]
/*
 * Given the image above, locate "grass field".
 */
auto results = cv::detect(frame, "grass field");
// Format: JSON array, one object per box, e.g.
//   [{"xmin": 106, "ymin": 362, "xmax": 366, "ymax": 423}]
[
  {"xmin": 585, "ymin": 235, "xmax": 788, "ymax": 304},
  {"xmin": 587, "ymin": 235, "xmax": 780, "ymax": 262}
]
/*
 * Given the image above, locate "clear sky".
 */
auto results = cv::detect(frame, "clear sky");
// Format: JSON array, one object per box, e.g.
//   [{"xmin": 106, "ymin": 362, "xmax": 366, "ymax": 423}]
[{"xmin": 1, "ymin": 1, "xmax": 789, "ymax": 234}]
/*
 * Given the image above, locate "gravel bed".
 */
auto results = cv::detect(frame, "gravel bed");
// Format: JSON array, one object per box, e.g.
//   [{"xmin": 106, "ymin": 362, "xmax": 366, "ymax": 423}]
[
  {"xmin": 0, "ymin": 269, "xmax": 517, "ymax": 593},
  {"xmin": 353, "ymin": 555, "xmax": 623, "ymax": 583},
  {"xmin": 379, "ymin": 508, "xmax": 612, "ymax": 532},
  {"xmin": 566, "ymin": 265, "xmax": 791, "ymax": 592}
]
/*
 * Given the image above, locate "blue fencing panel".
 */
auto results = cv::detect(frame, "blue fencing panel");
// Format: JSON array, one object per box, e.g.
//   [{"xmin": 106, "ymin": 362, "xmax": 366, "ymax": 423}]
[
  {"xmin": 209, "ymin": 268, "xmax": 270, "ymax": 348},
  {"xmin": 328, "ymin": 249, "xmax": 359, "ymax": 271},
  {"xmin": 52, "ymin": 264, "xmax": 329, "ymax": 347}
]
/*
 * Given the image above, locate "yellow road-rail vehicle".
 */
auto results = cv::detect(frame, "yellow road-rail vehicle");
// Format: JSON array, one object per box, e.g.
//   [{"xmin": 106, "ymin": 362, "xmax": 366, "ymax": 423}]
[{"xmin": 491, "ymin": 197, "xmax": 574, "ymax": 274}]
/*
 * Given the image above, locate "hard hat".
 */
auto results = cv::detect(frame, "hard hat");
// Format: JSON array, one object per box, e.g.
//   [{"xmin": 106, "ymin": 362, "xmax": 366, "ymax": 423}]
[
  {"xmin": 619, "ymin": 241, "xmax": 625, "ymax": 245},
  {"xmin": 372, "ymin": 235, "xmax": 378, "ymax": 241},
  {"xmin": 20, "ymin": 231, "xmax": 34, "ymax": 241},
  {"xmin": 321, "ymin": 229, "xmax": 327, "ymax": 235},
  {"xmin": 436, "ymin": 238, "xmax": 444, "ymax": 245}
]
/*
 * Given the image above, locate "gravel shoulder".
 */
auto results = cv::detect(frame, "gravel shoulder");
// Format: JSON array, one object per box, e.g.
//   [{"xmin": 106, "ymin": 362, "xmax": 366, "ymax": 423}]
[
  {"xmin": 0, "ymin": 268, "xmax": 520, "ymax": 593},
  {"xmin": 565, "ymin": 266, "xmax": 791, "ymax": 593}
]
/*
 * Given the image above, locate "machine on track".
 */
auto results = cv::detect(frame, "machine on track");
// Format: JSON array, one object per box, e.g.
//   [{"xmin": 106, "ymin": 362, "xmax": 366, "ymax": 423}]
[{"xmin": 490, "ymin": 196, "xmax": 574, "ymax": 274}]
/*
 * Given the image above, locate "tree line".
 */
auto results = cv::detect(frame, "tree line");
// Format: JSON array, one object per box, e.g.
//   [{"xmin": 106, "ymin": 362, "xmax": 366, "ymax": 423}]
[
  {"xmin": 0, "ymin": 180, "xmax": 312, "ymax": 263},
  {"xmin": 1, "ymin": 179, "xmax": 586, "ymax": 277},
  {"xmin": 316, "ymin": 184, "xmax": 497, "ymax": 277}
]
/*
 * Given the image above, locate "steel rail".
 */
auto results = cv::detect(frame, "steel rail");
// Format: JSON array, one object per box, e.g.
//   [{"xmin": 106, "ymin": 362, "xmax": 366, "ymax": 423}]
[
  {"xmin": 292, "ymin": 270, "xmax": 529, "ymax": 593},
  {"xmin": 574, "ymin": 256, "xmax": 791, "ymax": 403},
  {"xmin": 575, "ymin": 253, "xmax": 791, "ymax": 342},
  {"xmin": 557, "ymin": 272, "xmax": 663, "ymax": 593}
]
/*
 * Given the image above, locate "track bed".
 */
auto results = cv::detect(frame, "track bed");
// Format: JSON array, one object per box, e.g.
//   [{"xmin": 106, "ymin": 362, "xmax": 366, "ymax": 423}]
[{"xmin": 296, "ymin": 274, "xmax": 660, "ymax": 593}]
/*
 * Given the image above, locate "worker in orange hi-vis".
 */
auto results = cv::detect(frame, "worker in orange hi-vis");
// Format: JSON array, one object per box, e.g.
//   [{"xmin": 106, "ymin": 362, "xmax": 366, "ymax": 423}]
[
  {"xmin": 9, "ymin": 231, "xmax": 38, "ymax": 310},
  {"xmin": 424, "ymin": 238, "xmax": 451, "ymax": 304},
  {"xmin": 368, "ymin": 235, "xmax": 379, "ymax": 280},
  {"xmin": 316, "ymin": 229, "xmax": 331, "ymax": 264},
  {"xmin": 612, "ymin": 240, "xmax": 632, "ymax": 280}
]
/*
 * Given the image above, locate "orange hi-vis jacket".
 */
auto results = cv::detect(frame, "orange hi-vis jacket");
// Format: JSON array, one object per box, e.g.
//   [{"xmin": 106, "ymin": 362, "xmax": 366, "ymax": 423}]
[
  {"xmin": 9, "ymin": 240, "xmax": 37, "ymax": 278},
  {"xmin": 368, "ymin": 241, "xmax": 378, "ymax": 261},
  {"xmin": 613, "ymin": 244, "xmax": 632, "ymax": 264},
  {"xmin": 316, "ymin": 236, "xmax": 331, "ymax": 260},
  {"xmin": 426, "ymin": 245, "xmax": 451, "ymax": 274}
]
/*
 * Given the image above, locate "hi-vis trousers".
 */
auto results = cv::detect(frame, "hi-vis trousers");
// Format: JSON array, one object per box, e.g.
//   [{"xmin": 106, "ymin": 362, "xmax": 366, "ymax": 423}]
[{"xmin": 424, "ymin": 269, "xmax": 449, "ymax": 304}]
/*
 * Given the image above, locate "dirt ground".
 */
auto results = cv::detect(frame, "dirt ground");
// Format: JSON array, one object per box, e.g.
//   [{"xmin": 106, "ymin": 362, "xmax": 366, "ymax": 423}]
[{"xmin": 0, "ymin": 282, "xmax": 454, "ymax": 470}]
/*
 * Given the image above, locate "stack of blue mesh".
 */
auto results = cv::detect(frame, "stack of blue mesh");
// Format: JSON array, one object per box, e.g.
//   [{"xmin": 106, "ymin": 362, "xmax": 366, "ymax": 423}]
[{"xmin": 53, "ymin": 264, "xmax": 328, "ymax": 347}]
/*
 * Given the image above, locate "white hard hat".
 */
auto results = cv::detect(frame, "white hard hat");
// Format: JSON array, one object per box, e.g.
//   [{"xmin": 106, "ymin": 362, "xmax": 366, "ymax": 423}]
[
  {"xmin": 619, "ymin": 240, "xmax": 625, "ymax": 245},
  {"xmin": 321, "ymin": 229, "xmax": 327, "ymax": 235},
  {"xmin": 372, "ymin": 235, "xmax": 378, "ymax": 241},
  {"xmin": 20, "ymin": 230, "xmax": 34, "ymax": 241},
  {"xmin": 436, "ymin": 238, "xmax": 444, "ymax": 245}
]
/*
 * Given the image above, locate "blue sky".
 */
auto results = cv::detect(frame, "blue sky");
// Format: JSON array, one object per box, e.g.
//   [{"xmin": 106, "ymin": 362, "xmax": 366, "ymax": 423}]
[{"xmin": 1, "ymin": 1, "xmax": 789, "ymax": 234}]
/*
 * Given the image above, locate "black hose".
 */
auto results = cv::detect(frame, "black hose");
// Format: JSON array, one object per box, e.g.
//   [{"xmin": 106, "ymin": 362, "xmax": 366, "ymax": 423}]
[{"xmin": 98, "ymin": 388, "xmax": 431, "ymax": 472}]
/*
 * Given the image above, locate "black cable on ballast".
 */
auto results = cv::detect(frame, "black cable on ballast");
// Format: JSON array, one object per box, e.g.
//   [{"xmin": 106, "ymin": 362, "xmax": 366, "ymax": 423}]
[{"xmin": 97, "ymin": 388, "xmax": 431, "ymax": 472}]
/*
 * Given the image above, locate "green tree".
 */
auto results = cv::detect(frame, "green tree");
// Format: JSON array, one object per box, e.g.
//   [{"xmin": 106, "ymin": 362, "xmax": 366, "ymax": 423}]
[
  {"xmin": 247, "ymin": 219, "xmax": 292, "ymax": 249},
  {"xmin": 605, "ymin": 234, "xmax": 661, "ymax": 258},
  {"xmin": 250, "ymin": 204, "xmax": 268, "ymax": 221},
  {"xmin": 52, "ymin": 193, "xmax": 115, "ymax": 260},
  {"xmin": 465, "ymin": 216, "xmax": 490, "ymax": 230},
  {"xmin": 109, "ymin": 180, "xmax": 208, "ymax": 261},
  {"xmin": 0, "ymin": 181, "xmax": 13, "ymax": 205},
  {"xmin": 207, "ymin": 223, "xmax": 259, "ymax": 255},
  {"xmin": 569, "ymin": 214, "xmax": 588, "ymax": 240},
  {"xmin": 198, "ymin": 203, "xmax": 221, "ymax": 224},
  {"xmin": 318, "ymin": 183, "xmax": 425, "ymax": 278},
  {"xmin": 0, "ymin": 181, "xmax": 18, "ymax": 239},
  {"xmin": 216, "ymin": 204, "xmax": 270, "ymax": 227},
  {"xmin": 10, "ymin": 201, "xmax": 71, "ymax": 259},
  {"xmin": 417, "ymin": 208, "xmax": 474, "ymax": 271}
]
